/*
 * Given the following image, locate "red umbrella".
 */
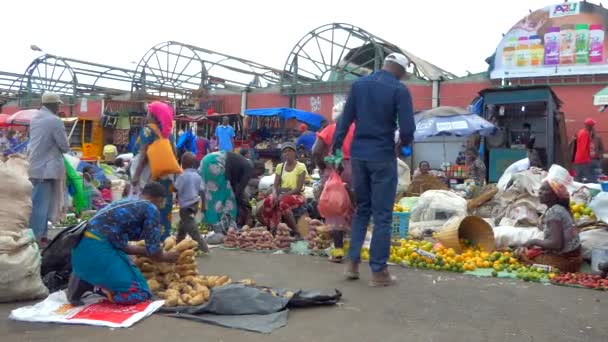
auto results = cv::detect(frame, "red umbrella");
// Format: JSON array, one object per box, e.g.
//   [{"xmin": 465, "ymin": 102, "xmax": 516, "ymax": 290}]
[
  {"xmin": 7, "ymin": 109, "xmax": 39, "ymax": 126},
  {"xmin": 0, "ymin": 114, "xmax": 10, "ymax": 127}
]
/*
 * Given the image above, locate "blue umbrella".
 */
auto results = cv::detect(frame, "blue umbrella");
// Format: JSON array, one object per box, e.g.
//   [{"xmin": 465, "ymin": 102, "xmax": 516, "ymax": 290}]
[{"xmin": 414, "ymin": 111, "xmax": 496, "ymax": 142}]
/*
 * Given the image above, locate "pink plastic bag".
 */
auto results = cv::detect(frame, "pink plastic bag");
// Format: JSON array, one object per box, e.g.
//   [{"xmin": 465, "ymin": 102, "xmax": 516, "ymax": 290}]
[{"xmin": 318, "ymin": 170, "xmax": 352, "ymax": 218}]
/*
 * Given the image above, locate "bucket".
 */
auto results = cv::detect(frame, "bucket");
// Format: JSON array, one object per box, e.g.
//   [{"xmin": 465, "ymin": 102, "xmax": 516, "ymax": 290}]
[
  {"xmin": 591, "ymin": 248, "xmax": 608, "ymax": 273},
  {"xmin": 600, "ymin": 181, "xmax": 608, "ymax": 192},
  {"xmin": 435, "ymin": 215, "xmax": 495, "ymax": 253}
]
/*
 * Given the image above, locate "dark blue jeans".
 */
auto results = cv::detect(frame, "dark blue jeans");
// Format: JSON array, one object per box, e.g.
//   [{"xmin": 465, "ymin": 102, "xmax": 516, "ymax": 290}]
[
  {"xmin": 29, "ymin": 179, "xmax": 54, "ymax": 240},
  {"xmin": 349, "ymin": 158, "xmax": 397, "ymax": 273}
]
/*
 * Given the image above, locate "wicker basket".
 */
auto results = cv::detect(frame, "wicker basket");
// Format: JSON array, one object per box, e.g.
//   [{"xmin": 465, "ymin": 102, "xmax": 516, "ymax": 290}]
[
  {"xmin": 435, "ymin": 215, "xmax": 495, "ymax": 253},
  {"xmin": 522, "ymin": 252, "xmax": 583, "ymax": 273}
]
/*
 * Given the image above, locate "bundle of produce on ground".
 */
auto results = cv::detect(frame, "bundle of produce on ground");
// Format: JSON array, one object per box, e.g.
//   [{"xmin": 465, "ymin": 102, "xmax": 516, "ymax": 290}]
[
  {"xmin": 274, "ymin": 223, "xmax": 296, "ymax": 249},
  {"xmin": 134, "ymin": 236, "xmax": 231, "ymax": 307},
  {"xmin": 392, "ymin": 204, "xmax": 410, "ymax": 212},
  {"xmin": 362, "ymin": 238, "xmax": 521, "ymax": 274},
  {"xmin": 551, "ymin": 272, "xmax": 608, "ymax": 290},
  {"xmin": 223, "ymin": 225, "xmax": 294, "ymax": 250},
  {"xmin": 306, "ymin": 219, "xmax": 332, "ymax": 252}
]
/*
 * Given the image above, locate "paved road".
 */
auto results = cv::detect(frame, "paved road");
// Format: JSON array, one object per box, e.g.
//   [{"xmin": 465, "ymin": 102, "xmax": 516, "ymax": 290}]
[{"xmin": 1, "ymin": 249, "xmax": 607, "ymax": 342}]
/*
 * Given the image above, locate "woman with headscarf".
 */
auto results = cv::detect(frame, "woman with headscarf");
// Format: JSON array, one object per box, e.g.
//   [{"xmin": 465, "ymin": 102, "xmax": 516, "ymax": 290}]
[
  {"xmin": 312, "ymin": 101, "xmax": 355, "ymax": 262},
  {"xmin": 518, "ymin": 176, "xmax": 582, "ymax": 272},
  {"xmin": 131, "ymin": 101, "xmax": 179, "ymax": 241},
  {"xmin": 201, "ymin": 151, "xmax": 264, "ymax": 241}
]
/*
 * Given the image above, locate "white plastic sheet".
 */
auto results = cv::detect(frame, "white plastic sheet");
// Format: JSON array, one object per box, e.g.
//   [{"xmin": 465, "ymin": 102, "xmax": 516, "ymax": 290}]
[{"xmin": 10, "ymin": 291, "xmax": 164, "ymax": 328}]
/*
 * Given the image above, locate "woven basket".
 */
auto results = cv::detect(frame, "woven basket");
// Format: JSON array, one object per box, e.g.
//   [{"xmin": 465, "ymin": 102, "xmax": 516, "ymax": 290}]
[
  {"xmin": 436, "ymin": 216, "xmax": 495, "ymax": 253},
  {"xmin": 522, "ymin": 252, "xmax": 583, "ymax": 273}
]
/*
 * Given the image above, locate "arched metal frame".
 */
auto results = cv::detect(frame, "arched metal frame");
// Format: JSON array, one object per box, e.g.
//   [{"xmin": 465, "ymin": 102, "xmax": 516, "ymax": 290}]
[
  {"xmin": 10, "ymin": 54, "xmax": 137, "ymax": 106},
  {"xmin": 282, "ymin": 23, "xmax": 456, "ymax": 86},
  {"xmin": 131, "ymin": 41, "xmax": 286, "ymax": 99}
]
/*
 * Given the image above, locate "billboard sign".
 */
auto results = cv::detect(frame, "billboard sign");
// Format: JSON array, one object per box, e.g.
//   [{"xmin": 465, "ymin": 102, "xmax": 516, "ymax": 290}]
[{"xmin": 490, "ymin": 1, "xmax": 608, "ymax": 79}]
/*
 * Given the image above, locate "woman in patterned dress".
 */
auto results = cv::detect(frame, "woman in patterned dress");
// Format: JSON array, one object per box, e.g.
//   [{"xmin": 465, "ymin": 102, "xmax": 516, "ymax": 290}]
[
  {"xmin": 131, "ymin": 101, "xmax": 178, "ymax": 241},
  {"xmin": 67, "ymin": 183, "xmax": 179, "ymax": 306}
]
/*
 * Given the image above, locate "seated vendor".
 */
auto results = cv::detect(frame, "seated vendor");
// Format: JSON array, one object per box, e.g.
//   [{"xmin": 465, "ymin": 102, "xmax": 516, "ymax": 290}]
[
  {"xmin": 519, "ymin": 179, "xmax": 582, "ymax": 273},
  {"xmin": 261, "ymin": 142, "xmax": 307, "ymax": 232},
  {"xmin": 465, "ymin": 147, "xmax": 487, "ymax": 185},
  {"xmin": 66, "ymin": 182, "xmax": 179, "ymax": 306},
  {"xmin": 413, "ymin": 161, "xmax": 445, "ymax": 179},
  {"xmin": 82, "ymin": 166, "xmax": 106, "ymax": 209}
]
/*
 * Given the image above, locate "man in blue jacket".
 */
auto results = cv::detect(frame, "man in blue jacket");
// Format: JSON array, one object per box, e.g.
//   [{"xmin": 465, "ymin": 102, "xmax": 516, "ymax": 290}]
[{"xmin": 333, "ymin": 53, "xmax": 415, "ymax": 286}]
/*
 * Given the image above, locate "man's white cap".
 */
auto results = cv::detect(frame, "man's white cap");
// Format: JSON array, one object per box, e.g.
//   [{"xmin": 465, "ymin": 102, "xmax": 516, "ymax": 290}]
[
  {"xmin": 41, "ymin": 92, "xmax": 63, "ymax": 104},
  {"xmin": 384, "ymin": 53, "xmax": 410, "ymax": 70}
]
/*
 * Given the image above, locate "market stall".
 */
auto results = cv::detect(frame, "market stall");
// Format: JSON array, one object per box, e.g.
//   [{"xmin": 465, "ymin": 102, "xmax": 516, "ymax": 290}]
[
  {"xmin": 411, "ymin": 106, "xmax": 496, "ymax": 192},
  {"xmin": 244, "ymin": 107, "xmax": 326, "ymax": 162},
  {"xmin": 476, "ymin": 86, "xmax": 566, "ymax": 182}
]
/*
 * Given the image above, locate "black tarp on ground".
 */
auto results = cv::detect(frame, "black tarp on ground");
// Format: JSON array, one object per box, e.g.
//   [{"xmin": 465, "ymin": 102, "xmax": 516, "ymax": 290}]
[{"xmin": 159, "ymin": 284, "xmax": 341, "ymax": 333}]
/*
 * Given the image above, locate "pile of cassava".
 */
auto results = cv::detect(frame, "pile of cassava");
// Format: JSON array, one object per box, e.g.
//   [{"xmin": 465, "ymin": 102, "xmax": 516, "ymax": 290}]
[{"xmin": 134, "ymin": 236, "xmax": 242, "ymax": 307}]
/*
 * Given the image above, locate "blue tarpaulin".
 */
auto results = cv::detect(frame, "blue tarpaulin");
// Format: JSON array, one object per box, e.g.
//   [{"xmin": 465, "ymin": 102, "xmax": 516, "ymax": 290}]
[{"xmin": 244, "ymin": 108, "xmax": 326, "ymax": 130}]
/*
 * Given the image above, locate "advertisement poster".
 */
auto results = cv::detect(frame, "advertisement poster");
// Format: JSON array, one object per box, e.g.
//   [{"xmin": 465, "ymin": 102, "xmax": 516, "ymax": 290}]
[{"xmin": 491, "ymin": 1, "xmax": 608, "ymax": 79}]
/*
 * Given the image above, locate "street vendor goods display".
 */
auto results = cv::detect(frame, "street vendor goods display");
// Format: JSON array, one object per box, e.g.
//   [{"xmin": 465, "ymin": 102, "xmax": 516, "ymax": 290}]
[
  {"xmin": 306, "ymin": 219, "xmax": 332, "ymax": 252},
  {"xmin": 134, "ymin": 237, "xmax": 231, "ymax": 307},
  {"xmin": 222, "ymin": 225, "xmax": 295, "ymax": 250},
  {"xmin": 551, "ymin": 273, "xmax": 608, "ymax": 290}
]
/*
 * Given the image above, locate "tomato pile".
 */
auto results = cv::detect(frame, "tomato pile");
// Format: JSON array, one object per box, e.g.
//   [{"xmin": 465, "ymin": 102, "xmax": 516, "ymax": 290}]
[{"xmin": 551, "ymin": 272, "xmax": 608, "ymax": 290}]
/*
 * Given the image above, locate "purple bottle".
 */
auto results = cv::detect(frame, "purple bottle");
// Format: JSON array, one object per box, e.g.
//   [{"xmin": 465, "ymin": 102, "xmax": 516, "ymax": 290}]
[{"xmin": 544, "ymin": 27, "xmax": 560, "ymax": 65}]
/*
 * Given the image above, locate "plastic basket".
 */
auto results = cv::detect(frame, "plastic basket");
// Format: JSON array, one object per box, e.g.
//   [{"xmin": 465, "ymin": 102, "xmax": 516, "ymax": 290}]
[{"xmin": 392, "ymin": 212, "xmax": 410, "ymax": 238}]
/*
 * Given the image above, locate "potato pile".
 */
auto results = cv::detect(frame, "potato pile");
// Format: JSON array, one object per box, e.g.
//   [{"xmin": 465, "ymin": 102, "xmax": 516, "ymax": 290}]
[
  {"xmin": 134, "ymin": 236, "xmax": 231, "ymax": 307},
  {"xmin": 306, "ymin": 219, "xmax": 332, "ymax": 251},
  {"xmin": 223, "ymin": 225, "xmax": 295, "ymax": 250},
  {"xmin": 274, "ymin": 223, "xmax": 295, "ymax": 249},
  {"xmin": 222, "ymin": 228, "xmax": 240, "ymax": 248},
  {"xmin": 238, "ymin": 226, "xmax": 277, "ymax": 250}
]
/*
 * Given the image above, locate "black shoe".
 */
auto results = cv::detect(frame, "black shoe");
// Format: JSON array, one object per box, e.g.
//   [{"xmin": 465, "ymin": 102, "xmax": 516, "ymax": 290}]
[{"xmin": 66, "ymin": 273, "xmax": 93, "ymax": 306}]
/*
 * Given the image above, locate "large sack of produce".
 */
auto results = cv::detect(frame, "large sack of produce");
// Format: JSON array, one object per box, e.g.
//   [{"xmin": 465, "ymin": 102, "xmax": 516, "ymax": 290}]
[
  {"xmin": 0, "ymin": 229, "xmax": 48, "ymax": 302},
  {"xmin": 0, "ymin": 155, "xmax": 32, "ymax": 233},
  {"xmin": 493, "ymin": 226, "xmax": 543, "ymax": 250},
  {"xmin": 410, "ymin": 190, "xmax": 467, "ymax": 223},
  {"xmin": 579, "ymin": 229, "xmax": 608, "ymax": 260}
]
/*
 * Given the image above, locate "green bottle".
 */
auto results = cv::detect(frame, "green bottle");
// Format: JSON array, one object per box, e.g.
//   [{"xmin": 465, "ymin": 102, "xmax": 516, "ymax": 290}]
[{"xmin": 576, "ymin": 24, "xmax": 590, "ymax": 64}]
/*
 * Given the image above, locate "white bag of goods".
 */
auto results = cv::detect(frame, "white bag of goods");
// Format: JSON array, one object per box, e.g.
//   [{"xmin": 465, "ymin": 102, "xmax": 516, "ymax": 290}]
[
  {"xmin": 493, "ymin": 226, "xmax": 543, "ymax": 250},
  {"xmin": 588, "ymin": 192, "xmax": 608, "ymax": 224},
  {"xmin": 396, "ymin": 159, "xmax": 411, "ymax": 195},
  {"xmin": 579, "ymin": 229, "xmax": 608, "ymax": 260},
  {"xmin": 0, "ymin": 229, "xmax": 48, "ymax": 302},
  {"xmin": 0, "ymin": 155, "xmax": 33, "ymax": 233},
  {"xmin": 258, "ymin": 174, "xmax": 275, "ymax": 194},
  {"xmin": 410, "ymin": 190, "xmax": 467, "ymax": 223}
]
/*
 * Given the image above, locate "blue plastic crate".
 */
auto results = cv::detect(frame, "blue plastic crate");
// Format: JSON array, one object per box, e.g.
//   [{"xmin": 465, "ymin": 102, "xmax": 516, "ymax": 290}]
[{"xmin": 392, "ymin": 212, "xmax": 410, "ymax": 238}]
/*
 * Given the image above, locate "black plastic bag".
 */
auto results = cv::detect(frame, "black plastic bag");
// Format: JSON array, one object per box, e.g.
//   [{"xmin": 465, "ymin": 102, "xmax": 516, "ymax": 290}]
[{"xmin": 40, "ymin": 222, "xmax": 87, "ymax": 289}]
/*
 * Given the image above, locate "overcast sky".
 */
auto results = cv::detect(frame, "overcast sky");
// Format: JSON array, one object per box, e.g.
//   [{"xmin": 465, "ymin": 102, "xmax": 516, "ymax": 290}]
[{"xmin": 2, "ymin": 0, "xmax": 561, "ymax": 77}]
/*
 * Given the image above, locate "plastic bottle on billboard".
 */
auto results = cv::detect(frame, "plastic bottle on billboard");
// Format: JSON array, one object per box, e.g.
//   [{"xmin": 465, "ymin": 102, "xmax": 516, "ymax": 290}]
[
  {"xmin": 589, "ymin": 24, "xmax": 605, "ymax": 63},
  {"xmin": 501, "ymin": 37, "xmax": 517, "ymax": 69},
  {"xmin": 544, "ymin": 27, "xmax": 561, "ymax": 65},
  {"xmin": 529, "ymin": 35, "xmax": 544, "ymax": 66},
  {"xmin": 559, "ymin": 24, "xmax": 575, "ymax": 65},
  {"xmin": 575, "ymin": 24, "xmax": 590, "ymax": 64},
  {"xmin": 516, "ymin": 36, "xmax": 530, "ymax": 67}
]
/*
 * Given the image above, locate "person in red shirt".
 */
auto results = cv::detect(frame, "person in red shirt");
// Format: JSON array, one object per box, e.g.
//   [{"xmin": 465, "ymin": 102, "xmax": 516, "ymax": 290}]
[
  {"xmin": 573, "ymin": 118, "xmax": 596, "ymax": 182},
  {"xmin": 312, "ymin": 101, "xmax": 355, "ymax": 263}
]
